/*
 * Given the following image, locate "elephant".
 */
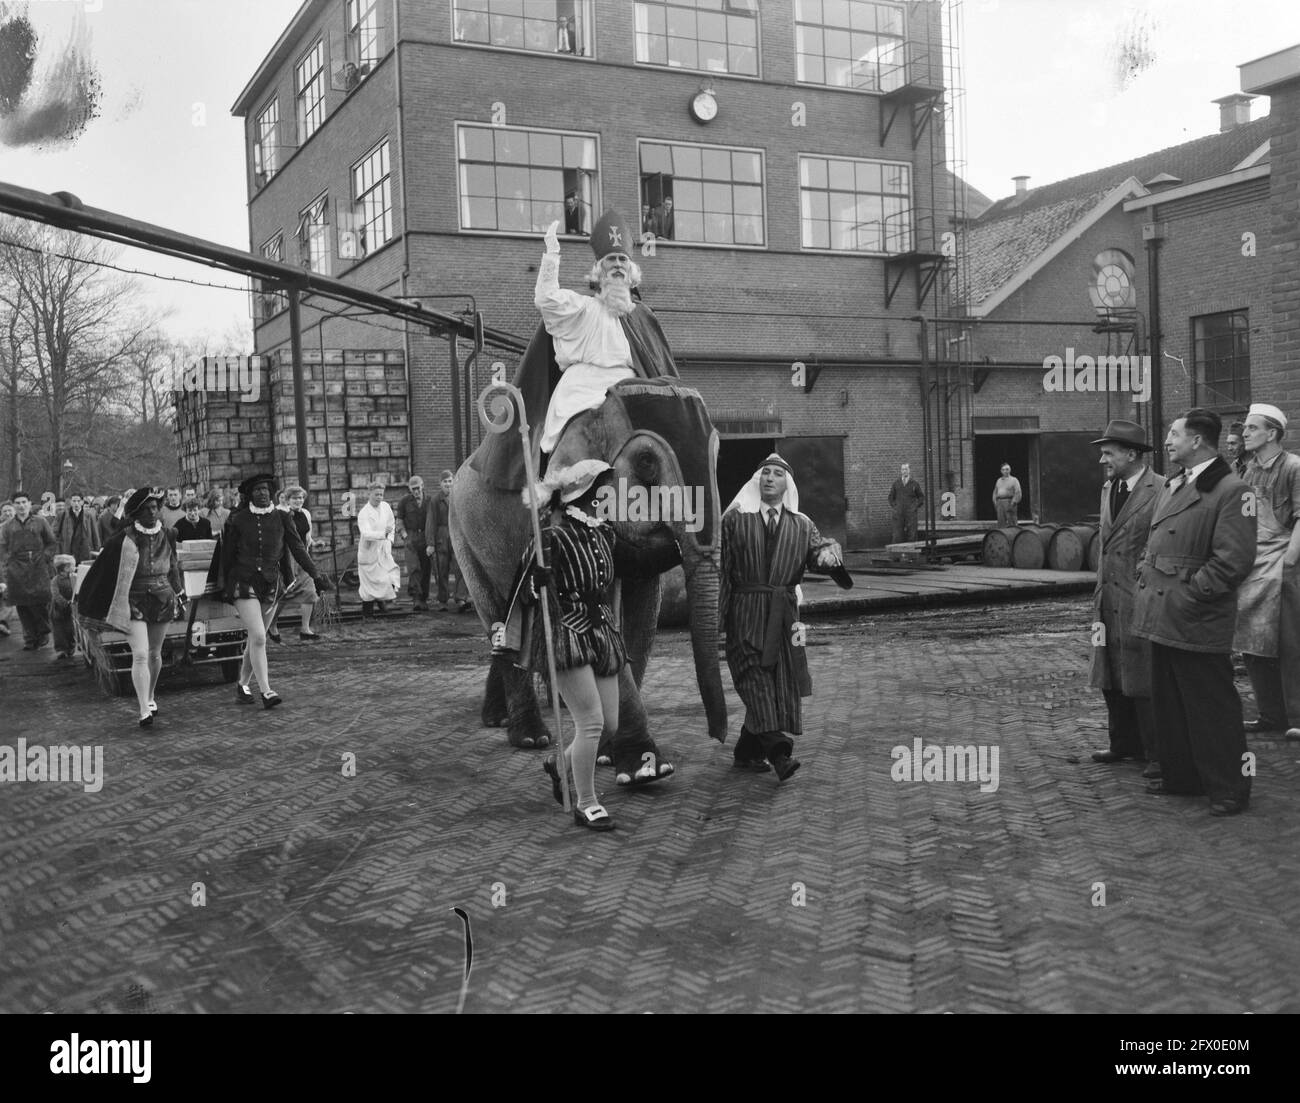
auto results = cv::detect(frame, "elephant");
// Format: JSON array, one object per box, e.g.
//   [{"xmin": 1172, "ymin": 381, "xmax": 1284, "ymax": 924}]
[{"xmin": 450, "ymin": 376, "xmax": 727, "ymax": 782}]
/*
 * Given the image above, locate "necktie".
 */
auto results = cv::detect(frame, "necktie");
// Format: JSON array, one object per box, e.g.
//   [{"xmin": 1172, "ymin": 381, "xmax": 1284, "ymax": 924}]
[
  {"xmin": 1111, "ymin": 479, "xmax": 1129, "ymax": 515},
  {"xmin": 766, "ymin": 508, "xmax": 779, "ymax": 539}
]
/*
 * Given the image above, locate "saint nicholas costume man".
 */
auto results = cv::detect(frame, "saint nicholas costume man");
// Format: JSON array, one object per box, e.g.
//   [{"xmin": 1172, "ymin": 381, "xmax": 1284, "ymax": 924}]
[
  {"xmin": 719, "ymin": 454, "xmax": 850, "ymax": 781},
  {"xmin": 470, "ymin": 208, "xmax": 678, "ymax": 493}
]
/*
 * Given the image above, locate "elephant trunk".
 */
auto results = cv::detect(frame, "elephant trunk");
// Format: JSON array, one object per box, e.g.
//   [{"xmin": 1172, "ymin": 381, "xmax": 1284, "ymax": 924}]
[{"xmin": 682, "ymin": 538, "xmax": 727, "ymax": 743}]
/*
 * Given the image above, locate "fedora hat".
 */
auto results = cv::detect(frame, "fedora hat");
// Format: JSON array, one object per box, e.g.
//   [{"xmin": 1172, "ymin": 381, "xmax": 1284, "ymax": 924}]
[{"xmin": 1090, "ymin": 419, "xmax": 1151, "ymax": 452}]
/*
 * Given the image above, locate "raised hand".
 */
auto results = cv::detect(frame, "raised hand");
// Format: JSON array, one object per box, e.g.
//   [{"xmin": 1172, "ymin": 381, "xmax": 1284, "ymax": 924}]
[{"xmin": 544, "ymin": 220, "xmax": 561, "ymax": 255}]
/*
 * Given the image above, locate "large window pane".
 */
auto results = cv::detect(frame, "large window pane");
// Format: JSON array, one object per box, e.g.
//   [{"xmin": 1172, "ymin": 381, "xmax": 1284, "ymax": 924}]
[
  {"xmin": 799, "ymin": 154, "xmax": 910, "ymax": 253},
  {"xmin": 638, "ymin": 138, "xmax": 765, "ymax": 246},
  {"xmin": 634, "ymin": 1, "xmax": 760, "ymax": 76},
  {"xmin": 458, "ymin": 123, "xmax": 600, "ymax": 236},
  {"xmin": 453, "ymin": 1, "xmax": 594, "ymax": 57},
  {"xmin": 796, "ymin": 1, "xmax": 906, "ymax": 90}
]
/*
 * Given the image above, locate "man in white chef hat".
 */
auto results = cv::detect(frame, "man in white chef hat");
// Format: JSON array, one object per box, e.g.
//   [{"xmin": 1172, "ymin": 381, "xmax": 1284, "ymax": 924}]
[{"xmin": 1235, "ymin": 402, "xmax": 1300, "ymax": 742}]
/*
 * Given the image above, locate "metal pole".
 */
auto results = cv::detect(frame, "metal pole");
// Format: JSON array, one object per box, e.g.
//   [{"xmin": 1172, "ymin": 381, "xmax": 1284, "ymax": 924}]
[
  {"xmin": 477, "ymin": 381, "xmax": 570, "ymax": 813},
  {"xmin": 288, "ymin": 290, "xmax": 311, "ymax": 490},
  {"xmin": 915, "ymin": 316, "xmax": 936, "ymax": 553},
  {"xmin": 448, "ymin": 334, "xmax": 463, "ymax": 468}
]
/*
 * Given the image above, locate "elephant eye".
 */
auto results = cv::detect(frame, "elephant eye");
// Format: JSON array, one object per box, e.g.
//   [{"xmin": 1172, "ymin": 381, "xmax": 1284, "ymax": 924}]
[{"xmin": 633, "ymin": 448, "xmax": 659, "ymax": 482}]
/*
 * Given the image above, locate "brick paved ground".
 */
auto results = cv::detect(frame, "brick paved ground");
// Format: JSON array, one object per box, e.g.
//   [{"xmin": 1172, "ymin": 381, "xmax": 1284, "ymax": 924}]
[{"xmin": 1, "ymin": 597, "xmax": 1297, "ymax": 1014}]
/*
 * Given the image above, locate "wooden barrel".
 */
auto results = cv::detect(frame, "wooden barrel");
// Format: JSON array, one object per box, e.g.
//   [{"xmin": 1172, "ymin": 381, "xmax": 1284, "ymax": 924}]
[
  {"xmin": 981, "ymin": 527, "xmax": 1021, "ymax": 567},
  {"xmin": 1047, "ymin": 525, "xmax": 1096, "ymax": 571},
  {"xmin": 1011, "ymin": 524, "xmax": 1054, "ymax": 569},
  {"xmin": 1086, "ymin": 526, "xmax": 1102, "ymax": 571}
]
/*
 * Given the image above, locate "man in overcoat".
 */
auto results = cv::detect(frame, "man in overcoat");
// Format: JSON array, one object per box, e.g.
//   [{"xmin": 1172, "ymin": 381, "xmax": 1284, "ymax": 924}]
[
  {"xmin": 0, "ymin": 490, "xmax": 57, "ymax": 649},
  {"xmin": 1087, "ymin": 420, "xmax": 1165, "ymax": 775},
  {"xmin": 1131, "ymin": 409, "xmax": 1257, "ymax": 816}
]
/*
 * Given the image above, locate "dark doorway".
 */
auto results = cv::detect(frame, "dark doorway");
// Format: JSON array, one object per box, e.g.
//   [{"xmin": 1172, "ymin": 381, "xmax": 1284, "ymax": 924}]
[
  {"xmin": 1039, "ymin": 431, "xmax": 1105, "ymax": 523},
  {"xmin": 974, "ymin": 434, "xmax": 1033, "ymax": 522},
  {"xmin": 717, "ymin": 437, "xmax": 775, "ymax": 512},
  {"xmin": 715, "ymin": 436, "xmax": 847, "ymax": 544}
]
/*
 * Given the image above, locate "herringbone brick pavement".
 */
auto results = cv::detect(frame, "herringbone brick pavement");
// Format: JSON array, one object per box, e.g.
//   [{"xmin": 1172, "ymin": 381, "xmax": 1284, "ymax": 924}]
[{"xmin": 1, "ymin": 599, "xmax": 1297, "ymax": 1013}]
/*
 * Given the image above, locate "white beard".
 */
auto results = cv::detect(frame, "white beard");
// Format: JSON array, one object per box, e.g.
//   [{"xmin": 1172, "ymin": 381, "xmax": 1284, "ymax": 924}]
[{"xmin": 598, "ymin": 282, "xmax": 635, "ymax": 317}]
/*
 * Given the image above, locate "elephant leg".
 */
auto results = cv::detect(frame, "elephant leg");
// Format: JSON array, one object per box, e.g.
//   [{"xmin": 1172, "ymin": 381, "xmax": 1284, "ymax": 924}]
[
  {"xmin": 610, "ymin": 664, "xmax": 675, "ymax": 786},
  {"xmin": 481, "ymin": 654, "xmax": 508, "ymax": 727},
  {"xmin": 499, "ymin": 655, "xmax": 552, "ymax": 750}
]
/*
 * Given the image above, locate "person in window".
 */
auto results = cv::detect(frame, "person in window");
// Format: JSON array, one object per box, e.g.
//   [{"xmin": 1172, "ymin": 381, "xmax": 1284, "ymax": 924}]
[
  {"xmin": 564, "ymin": 193, "xmax": 583, "ymax": 236},
  {"xmin": 556, "ymin": 15, "xmax": 574, "ymax": 54},
  {"xmin": 658, "ymin": 196, "xmax": 675, "ymax": 240},
  {"xmin": 641, "ymin": 202, "xmax": 658, "ymax": 239}
]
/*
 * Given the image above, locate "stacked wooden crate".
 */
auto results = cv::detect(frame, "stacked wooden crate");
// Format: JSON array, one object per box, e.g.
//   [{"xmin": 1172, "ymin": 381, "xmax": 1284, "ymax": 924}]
[
  {"xmin": 174, "ymin": 391, "xmax": 274, "ymax": 490},
  {"xmin": 267, "ymin": 348, "xmax": 410, "ymax": 550}
]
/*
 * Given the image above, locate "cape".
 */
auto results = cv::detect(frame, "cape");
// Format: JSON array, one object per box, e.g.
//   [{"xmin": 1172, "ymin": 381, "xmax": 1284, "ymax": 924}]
[
  {"xmin": 76, "ymin": 525, "xmax": 181, "ymax": 633},
  {"xmin": 471, "ymin": 301, "xmax": 680, "ymax": 492}
]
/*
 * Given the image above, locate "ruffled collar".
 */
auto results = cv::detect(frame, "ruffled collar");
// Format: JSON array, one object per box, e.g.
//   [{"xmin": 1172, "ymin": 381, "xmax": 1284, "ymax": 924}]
[
  {"xmin": 248, "ymin": 503, "xmax": 275, "ymax": 515},
  {"xmin": 564, "ymin": 505, "xmax": 607, "ymax": 529},
  {"xmin": 133, "ymin": 520, "xmax": 162, "ymax": 536}
]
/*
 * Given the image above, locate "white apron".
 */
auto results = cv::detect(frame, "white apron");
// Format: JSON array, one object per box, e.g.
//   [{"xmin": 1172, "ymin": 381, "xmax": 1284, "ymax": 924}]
[{"xmin": 1233, "ymin": 490, "xmax": 1290, "ymax": 656}]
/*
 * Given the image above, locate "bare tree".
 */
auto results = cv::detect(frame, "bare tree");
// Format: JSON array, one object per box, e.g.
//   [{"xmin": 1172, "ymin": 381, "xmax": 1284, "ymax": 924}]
[{"xmin": 0, "ymin": 218, "xmax": 154, "ymax": 491}]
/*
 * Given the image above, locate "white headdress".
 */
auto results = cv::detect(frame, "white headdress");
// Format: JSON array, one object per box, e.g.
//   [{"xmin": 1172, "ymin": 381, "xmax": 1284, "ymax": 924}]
[{"xmin": 724, "ymin": 453, "xmax": 799, "ymax": 515}]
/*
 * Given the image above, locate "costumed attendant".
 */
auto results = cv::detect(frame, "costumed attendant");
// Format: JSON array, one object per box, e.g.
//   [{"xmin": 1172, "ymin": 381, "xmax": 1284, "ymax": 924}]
[
  {"xmin": 356, "ymin": 481, "xmax": 399, "ymax": 616},
  {"xmin": 506, "ymin": 461, "xmax": 666, "ymax": 831},
  {"xmin": 267, "ymin": 486, "xmax": 322, "ymax": 642},
  {"xmin": 77, "ymin": 487, "xmax": 188, "ymax": 727},
  {"xmin": 219, "ymin": 473, "xmax": 331, "ymax": 708},
  {"xmin": 719, "ymin": 455, "xmax": 849, "ymax": 781}
]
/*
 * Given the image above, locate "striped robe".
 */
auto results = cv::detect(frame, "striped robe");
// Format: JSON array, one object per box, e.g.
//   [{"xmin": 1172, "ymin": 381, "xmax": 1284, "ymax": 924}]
[{"xmin": 719, "ymin": 508, "xmax": 835, "ymax": 735}]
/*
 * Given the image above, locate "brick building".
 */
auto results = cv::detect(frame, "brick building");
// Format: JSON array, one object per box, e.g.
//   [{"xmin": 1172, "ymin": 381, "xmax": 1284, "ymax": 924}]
[
  {"xmin": 229, "ymin": 0, "xmax": 975, "ymax": 547},
  {"xmin": 958, "ymin": 100, "xmax": 1273, "ymax": 523}
]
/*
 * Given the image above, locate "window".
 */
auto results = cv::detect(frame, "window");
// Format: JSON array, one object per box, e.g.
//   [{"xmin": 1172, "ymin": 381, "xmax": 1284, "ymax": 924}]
[
  {"xmin": 253, "ymin": 99, "xmax": 280, "ymax": 186},
  {"xmin": 639, "ymin": 140, "xmax": 765, "ymax": 246},
  {"xmin": 295, "ymin": 39, "xmax": 326, "ymax": 142},
  {"xmin": 458, "ymin": 124, "xmax": 598, "ymax": 235},
  {"xmin": 799, "ymin": 155, "xmax": 910, "ymax": 252},
  {"xmin": 795, "ymin": 0, "xmax": 905, "ymax": 91},
  {"xmin": 256, "ymin": 235, "xmax": 288, "ymax": 321},
  {"xmin": 297, "ymin": 193, "xmax": 331, "ymax": 274},
  {"xmin": 453, "ymin": 1, "xmax": 594, "ymax": 58},
  {"xmin": 634, "ymin": 0, "xmax": 759, "ymax": 76},
  {"xmin": 346, "ymin": 0, "xmax": 382, "ymax": 67},
  {"xmin": 1193, "ymin": 310, "xmax": 1250, "ymax": 409},
  {"xmin": 341, "ymin": 140, "xmax": 392, "ymax": 259}
]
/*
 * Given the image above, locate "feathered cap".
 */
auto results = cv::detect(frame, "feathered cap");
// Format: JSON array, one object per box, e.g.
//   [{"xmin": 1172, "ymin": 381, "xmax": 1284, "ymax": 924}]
[
  {"xmin": 521, "ymin": 459, "xmax": 613, "ymax": 510},
  {"xmin": 238, "ymin": 472, "xmax": 278, "ymax": 499},
  {"xmin": 123, "ymin": 486, "xmax": 164, "ymax": 517}
]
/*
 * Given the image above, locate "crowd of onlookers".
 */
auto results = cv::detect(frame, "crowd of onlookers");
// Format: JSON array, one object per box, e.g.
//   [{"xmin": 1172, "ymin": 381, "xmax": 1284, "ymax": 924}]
[{"xmin": 0, "ymin": 473, "xmax": 473, "ymax": 657}]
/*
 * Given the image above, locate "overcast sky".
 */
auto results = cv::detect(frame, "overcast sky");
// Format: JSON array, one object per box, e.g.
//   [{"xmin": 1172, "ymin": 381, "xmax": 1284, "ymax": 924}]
[{"xmin": 2, "ymin": 0, "xmax": 1297, "ymax": 343}]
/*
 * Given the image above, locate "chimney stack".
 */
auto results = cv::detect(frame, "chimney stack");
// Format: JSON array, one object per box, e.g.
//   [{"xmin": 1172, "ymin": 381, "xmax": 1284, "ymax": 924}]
[
  {"xmin": 1212, "ymin": 93, "xmax": 1255, "ymax": 131},
  {"xmin": 1012, "ymin": 175, "xmax": 1029, "ymax": 198}
]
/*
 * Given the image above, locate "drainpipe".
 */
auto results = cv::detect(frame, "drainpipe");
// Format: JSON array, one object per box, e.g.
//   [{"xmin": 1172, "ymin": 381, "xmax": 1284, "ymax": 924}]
[
  {"xmin": 393, "ymin": 0, "xmax": 415, "ymax": 476},
  {"xmin": 1144, "ymin": 220, "xmax": 1165, "ymax": 472}
]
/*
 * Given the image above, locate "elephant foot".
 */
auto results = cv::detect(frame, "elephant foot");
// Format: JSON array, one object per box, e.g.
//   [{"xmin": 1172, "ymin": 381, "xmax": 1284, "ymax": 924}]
[
  {"xmin": 596, "ymin": 733, "xmax": 614, "ymax": 766},
  {"xmin": 615, "ymin": 756, "xmax": 675, "ymax": 787},
  {"xmin": 508, "ymin": 715, "xmax": 553, "ymax": 750},
  {"xmin": 481, "ymin": 707, "xmax": 508, "ymax": 728}
]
